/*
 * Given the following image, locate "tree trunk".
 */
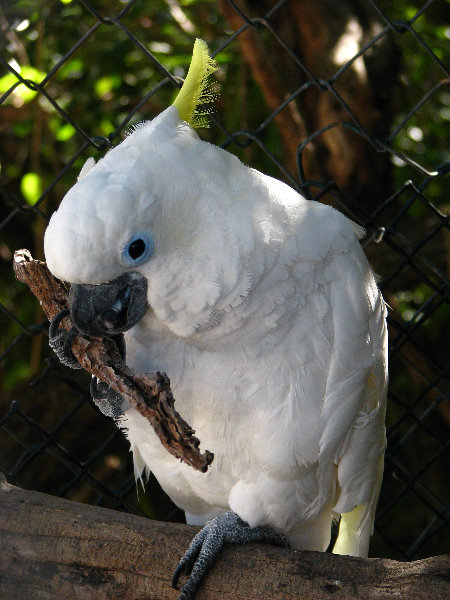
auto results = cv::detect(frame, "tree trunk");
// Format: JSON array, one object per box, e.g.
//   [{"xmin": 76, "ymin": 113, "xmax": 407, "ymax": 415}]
[
  {"xmin": 218, "ymin": 0, "xmax": 400, "ymax": 214},
  {"xmin": 0, "ymin": 475, "xmax": 448, "ymax": 600}
]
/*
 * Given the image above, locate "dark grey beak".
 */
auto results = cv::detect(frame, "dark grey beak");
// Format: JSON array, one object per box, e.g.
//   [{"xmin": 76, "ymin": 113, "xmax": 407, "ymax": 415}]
[{"xmin": 69, "ymin": 272, "xmax": 148, "ymax": 337}]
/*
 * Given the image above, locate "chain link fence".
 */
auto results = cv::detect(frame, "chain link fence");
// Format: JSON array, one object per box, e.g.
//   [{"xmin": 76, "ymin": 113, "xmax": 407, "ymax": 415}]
[{"xmin": 0, "ymin": 0, "xmax": 448, "ymax": 562}]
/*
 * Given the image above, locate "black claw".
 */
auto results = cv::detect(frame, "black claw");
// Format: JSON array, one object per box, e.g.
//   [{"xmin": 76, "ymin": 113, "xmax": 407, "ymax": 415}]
[
  {"xmin": 62, "ymin": 326, "xmax": 80, "ymax": 358},
  {"xmin": 48, "ymin": 308, "xmax": 70, "ymax": 335},
  {"xmin": 111, "ymin": 332, "xmax": 126, "ymax": 362},
  {"xmin": 172, "ymin": 559, "xmax": 190, "ymax": 589},
  {"xmin": 48, "ymin": 310, "xmax": 81, "ymax": 369}
]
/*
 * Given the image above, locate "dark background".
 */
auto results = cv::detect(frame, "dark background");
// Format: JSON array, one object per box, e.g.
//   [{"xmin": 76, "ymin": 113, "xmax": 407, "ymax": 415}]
[{"xmin": 0, "ymin": 0, "xmax": 448, "ymax": 561}]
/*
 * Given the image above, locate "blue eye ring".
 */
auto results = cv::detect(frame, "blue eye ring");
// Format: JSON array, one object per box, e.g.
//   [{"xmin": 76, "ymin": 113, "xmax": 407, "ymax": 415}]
[{"xmin": 121, "ymin": 232, "xmax": 154, "ymax": 267}]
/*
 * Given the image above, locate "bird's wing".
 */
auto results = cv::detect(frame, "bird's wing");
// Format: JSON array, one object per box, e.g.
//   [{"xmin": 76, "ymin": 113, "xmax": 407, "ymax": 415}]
[{"xmin": 315, "ymin": 234, "xmax": 388, "ymax": 556}]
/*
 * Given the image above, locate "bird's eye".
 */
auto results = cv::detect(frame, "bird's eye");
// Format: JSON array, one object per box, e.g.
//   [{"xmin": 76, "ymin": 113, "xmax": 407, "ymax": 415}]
[
  {"xmin": 128, "ymin": 238, "xmax": 146, "ymax": 260},
  {"xmin": 122, "ymin": 232, "xmax": 154, "ymax": 267}
]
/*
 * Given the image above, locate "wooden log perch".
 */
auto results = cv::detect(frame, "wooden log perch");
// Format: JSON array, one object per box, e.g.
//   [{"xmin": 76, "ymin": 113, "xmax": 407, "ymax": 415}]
[
  {"xmin": 0, "ymin": 476, "xmax": 449, "ymax": 600},
  {"xmin": 13, "ymin": 248, "xmax": 213, "ymax": 473}
]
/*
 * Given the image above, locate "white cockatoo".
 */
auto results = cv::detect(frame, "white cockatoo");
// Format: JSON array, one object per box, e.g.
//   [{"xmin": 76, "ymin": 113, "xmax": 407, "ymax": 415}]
[{"xmin": 44, "ymin": 40, "xmax": 388, "ymax": 599}]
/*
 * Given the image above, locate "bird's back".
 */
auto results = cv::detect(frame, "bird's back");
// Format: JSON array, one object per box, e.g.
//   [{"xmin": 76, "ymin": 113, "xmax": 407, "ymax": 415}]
[{"xmin": 121, "ymin": 179, "xmax": 387, "ymax": 556}]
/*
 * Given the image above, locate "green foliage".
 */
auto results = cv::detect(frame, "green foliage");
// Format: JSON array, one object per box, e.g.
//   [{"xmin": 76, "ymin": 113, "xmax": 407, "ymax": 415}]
[
  {"xmin": 389, "ymin": 1, "xmax": 449, "ymax": 198},
  {"xmin": 0, "ymin": 66, "xmax": 46, "ymax": 104},
  {"xmin": 20, "ymin": 172, "xmax": 42, "ymax": 205}
]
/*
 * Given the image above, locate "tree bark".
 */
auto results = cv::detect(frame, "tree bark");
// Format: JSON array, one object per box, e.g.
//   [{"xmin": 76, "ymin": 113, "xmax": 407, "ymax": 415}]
[
  {"xmin": 0, "ymin": 475, "xmax": 448, "ymax": 600},
  {"xmin": 218, "ymin": 0, "xmax": 399, "ymax": 212}
]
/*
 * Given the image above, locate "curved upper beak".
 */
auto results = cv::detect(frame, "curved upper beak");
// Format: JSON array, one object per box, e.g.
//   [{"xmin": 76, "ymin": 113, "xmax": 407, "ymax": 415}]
[{"xmin": 68, "ymin": 272, "xmax": 148, "ymax": 337}]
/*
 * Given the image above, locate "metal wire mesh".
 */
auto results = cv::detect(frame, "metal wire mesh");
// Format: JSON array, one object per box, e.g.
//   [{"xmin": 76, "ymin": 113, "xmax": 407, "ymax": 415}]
[{"xmin": 0, "ymin": 0, "xmax": 448, "ymax": 562}]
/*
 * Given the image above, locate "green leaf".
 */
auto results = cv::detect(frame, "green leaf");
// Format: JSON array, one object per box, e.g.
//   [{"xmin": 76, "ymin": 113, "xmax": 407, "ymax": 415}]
[
  {"xmin": 0, "ymin": 66, "xmax": 46, "ymax": 104},
  {"xmin": 57, "ymin": 57, "xmax": 84, "ymax": 80},
  {"xmin": 94, "ymin": 75, "xmax": 121, "ymax": 99},
  {"xmin": 20, "ymin": 172, "xmax": 43, "ymax": 205},
  {"xmin": 55, "ymin": 123, "xmax": 76, "ymax": 141},
  {"xmin": 100, "ymin": 118, "xmax": 115, "ymax": 135}
]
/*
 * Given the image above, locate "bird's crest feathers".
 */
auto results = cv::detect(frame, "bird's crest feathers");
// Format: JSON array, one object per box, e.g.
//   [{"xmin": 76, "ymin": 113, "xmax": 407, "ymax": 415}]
[{"xmin": 172, "ymin": 38, "xmax": 218, "ymax": 128}]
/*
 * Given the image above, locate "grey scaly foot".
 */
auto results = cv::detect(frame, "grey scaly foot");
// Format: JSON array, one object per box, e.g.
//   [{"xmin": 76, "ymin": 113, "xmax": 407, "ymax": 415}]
[
  {"xmin": 89, "ymin": 331, "xmax": 128, "ymax": 417},
  {"xmin": 90, "ymin": 375, "xmax": 129, "ymax": 418},
  {"xmin": 48, "ymin": 309, "xmax": 81, "ymax": 369},
  {"xmin": 172, "ymin": 511, "xmax": 288, "ymax": 600}
]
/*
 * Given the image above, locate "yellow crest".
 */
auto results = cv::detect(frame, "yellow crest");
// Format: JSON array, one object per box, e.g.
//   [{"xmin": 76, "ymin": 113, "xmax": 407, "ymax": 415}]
[{"xmin": 172, "ymin": 39, "xmax": 218, "ymax": 128}]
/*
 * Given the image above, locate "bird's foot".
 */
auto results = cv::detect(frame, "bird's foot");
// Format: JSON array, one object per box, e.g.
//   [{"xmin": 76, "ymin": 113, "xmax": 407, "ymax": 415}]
[
  {"xmin": 172, "ymin": 510, "xmax": 288, "ymax": 600},
  {"xmin": 49, "ymin": 309, "xmax": 82, "ymax": 369},
  {"xmin": 90, "ymin": 376, "xmax": 129, "ymax": 418},
  {"xmin": 49, "ymin": 309, "xmax": 128, "ymax": 417},
  {"xmin": 89, "ymin": 330, "xmax": 128, "ymax": 417}
]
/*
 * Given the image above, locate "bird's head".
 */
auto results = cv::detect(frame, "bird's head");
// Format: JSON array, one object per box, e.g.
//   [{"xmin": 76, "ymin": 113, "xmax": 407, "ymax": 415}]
[{"xmin": 45, "ymin": 63, "xmax": 257, "ymax": 339}]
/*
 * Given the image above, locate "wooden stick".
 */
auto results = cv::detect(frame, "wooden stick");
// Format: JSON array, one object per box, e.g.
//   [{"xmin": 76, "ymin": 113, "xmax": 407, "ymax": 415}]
[
  {"xmin": 13, "ymin": 248, "xmax": 213, "ymax": 473},
  {"xmin": 1, "ymin": 476, "xmax": 449, "ymax": 600}
]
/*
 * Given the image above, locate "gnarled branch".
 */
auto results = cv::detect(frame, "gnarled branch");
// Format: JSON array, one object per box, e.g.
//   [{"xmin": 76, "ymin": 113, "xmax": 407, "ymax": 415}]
[{"xmin": 13, "ymin": 248, "xmax": 213, "ymax": 473}]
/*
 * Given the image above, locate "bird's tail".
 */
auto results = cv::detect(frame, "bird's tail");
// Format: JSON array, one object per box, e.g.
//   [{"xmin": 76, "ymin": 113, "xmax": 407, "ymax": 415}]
[
  {"xmin": 333, "ymin": 454, "xmax": 384, "ymax": 557},
  {"xmin": 332, "ymin": 504, "xmax": 372, "ymax": 557}
]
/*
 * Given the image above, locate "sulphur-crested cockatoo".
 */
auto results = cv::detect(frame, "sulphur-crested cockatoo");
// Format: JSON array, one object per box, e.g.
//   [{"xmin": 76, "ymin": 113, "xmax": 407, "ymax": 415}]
[{"xmin": 44, "ymin": 39, "xmax": 388, "ymax": 599}]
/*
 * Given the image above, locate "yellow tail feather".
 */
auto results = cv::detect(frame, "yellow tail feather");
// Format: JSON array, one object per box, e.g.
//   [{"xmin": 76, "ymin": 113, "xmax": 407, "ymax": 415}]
[
  {"xmin": 172, "ymin": 38, "xmax": 218, "ymax": 128},
  {"xmin": 333, "ymin": 505, "xmax": 369, "ymax": 557}
]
